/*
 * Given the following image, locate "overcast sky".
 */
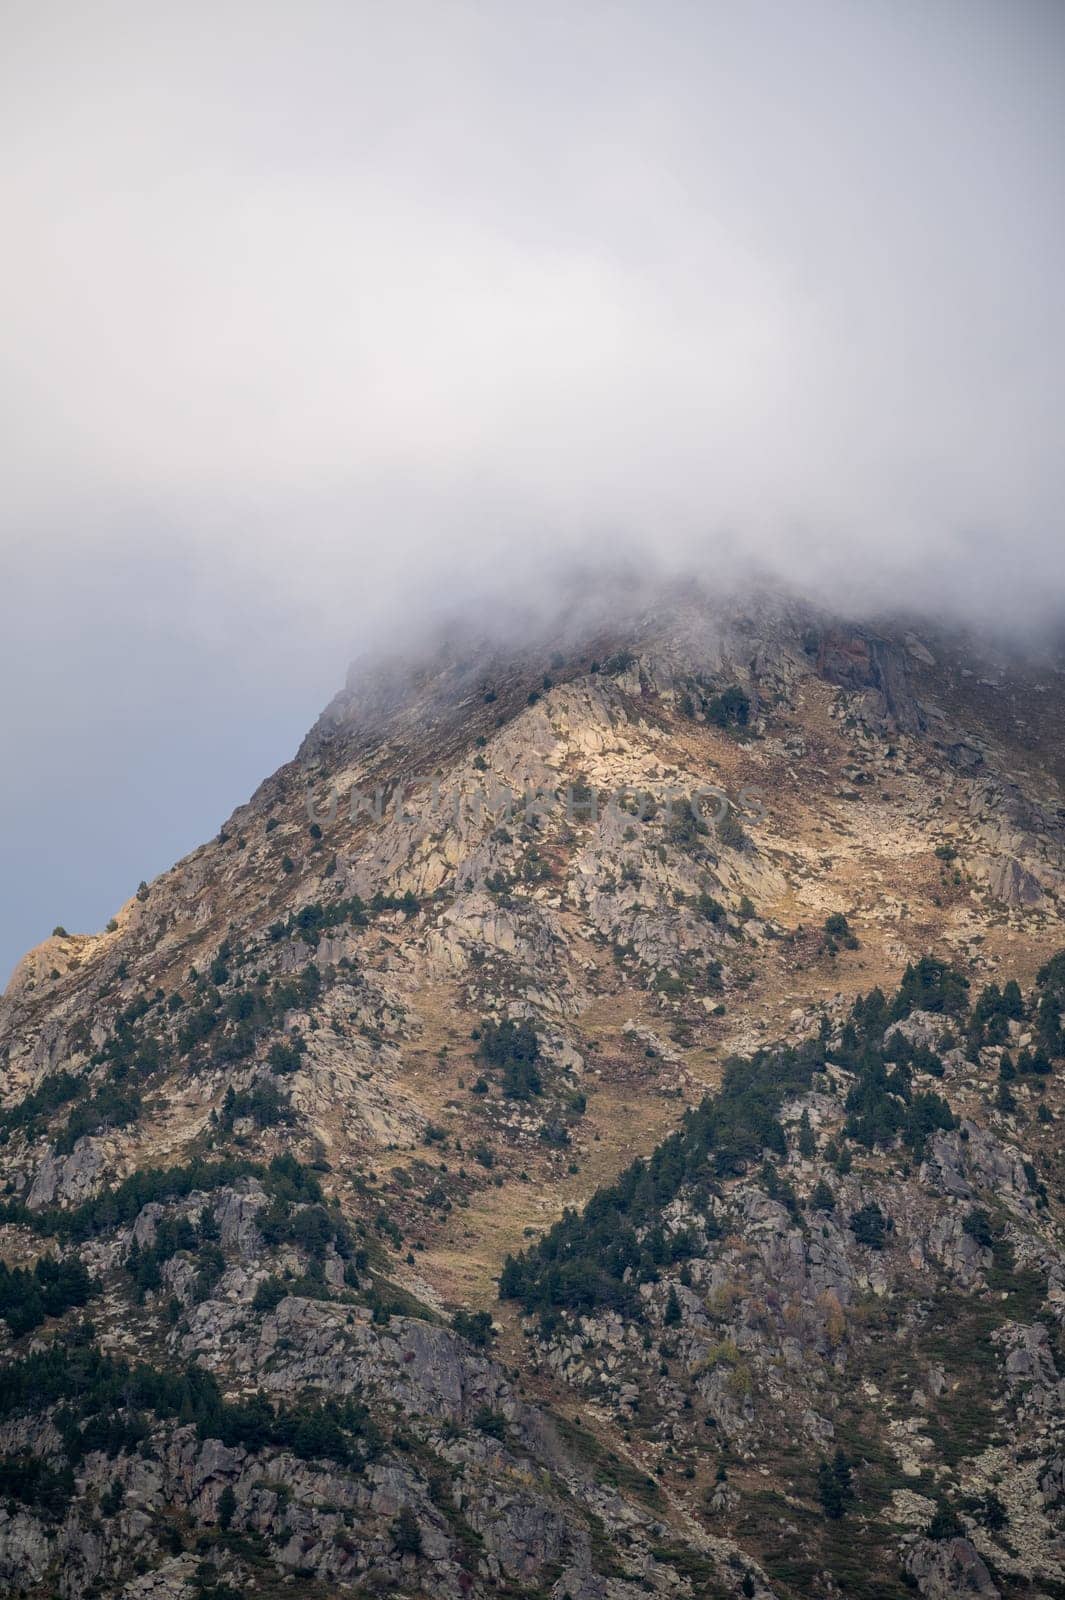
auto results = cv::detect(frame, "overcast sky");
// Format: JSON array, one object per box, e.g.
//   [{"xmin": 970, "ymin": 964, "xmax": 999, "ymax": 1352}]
[{"xmin": 1, "ymin": 0, "xmax": 1063, "ymax": 982}]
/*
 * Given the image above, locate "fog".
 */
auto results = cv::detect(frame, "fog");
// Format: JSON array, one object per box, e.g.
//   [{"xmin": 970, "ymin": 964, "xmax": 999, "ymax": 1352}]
[{"xmin": 1, "ymin": 1, "xmax": 1063, "ymax": 978}]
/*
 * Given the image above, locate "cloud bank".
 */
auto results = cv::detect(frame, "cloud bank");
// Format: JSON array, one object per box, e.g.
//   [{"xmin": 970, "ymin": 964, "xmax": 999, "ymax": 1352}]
[
  {"xmin": 3, "ymin": 0, "xmax": 1064, "ymax": 643},
  {"xmin": 1, "ymin": 0, "xmax": 1063, "ymax": 976}
]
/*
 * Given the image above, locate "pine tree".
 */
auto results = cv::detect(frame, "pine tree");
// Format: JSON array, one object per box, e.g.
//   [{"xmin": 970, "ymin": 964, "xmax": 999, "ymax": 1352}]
[
  {"xmin": 217, "ymin": 1484, "xmax": 237, "ymax": 1530},
  {"xmin": 393, "ymin": 1503, "xmax": 422, "ymax": 1556},
  {"xmin": 817, "ymin": 1449, "xmax": 853, "ymax": 1519}
]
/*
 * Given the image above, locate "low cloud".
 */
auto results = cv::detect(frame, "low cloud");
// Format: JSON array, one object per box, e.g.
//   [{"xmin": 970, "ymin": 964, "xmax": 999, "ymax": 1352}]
[
  {"xmin": 1, "ymin": 1, "xmax": 1063, "ymax": 976},
  {"xmin": 3, "ymin": 0, "xmax": 1063, "ymax": 648}
]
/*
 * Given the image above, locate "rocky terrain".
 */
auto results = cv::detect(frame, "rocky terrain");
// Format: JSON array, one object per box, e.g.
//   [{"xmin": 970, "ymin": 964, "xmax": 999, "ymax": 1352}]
[{"xmin": 1, "ymin": 585, "xmax": 1063, "ymax": 1600}]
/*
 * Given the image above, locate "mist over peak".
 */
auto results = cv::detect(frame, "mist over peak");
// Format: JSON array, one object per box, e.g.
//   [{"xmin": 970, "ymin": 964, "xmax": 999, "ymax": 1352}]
[
  {"xmin": 4, "ymin": 1, "xmax": 1064, "ymax": 640},
  {"xmin": 1, "ymin": 1, "xmax": 1063, "ymax": 974}
]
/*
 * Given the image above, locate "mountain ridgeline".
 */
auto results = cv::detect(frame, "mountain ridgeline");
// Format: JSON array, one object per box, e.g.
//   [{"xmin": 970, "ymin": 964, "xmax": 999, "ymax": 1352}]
[{"xmin": 0, "ymin": 591, "xmax": 1064, "ymax": 1600}]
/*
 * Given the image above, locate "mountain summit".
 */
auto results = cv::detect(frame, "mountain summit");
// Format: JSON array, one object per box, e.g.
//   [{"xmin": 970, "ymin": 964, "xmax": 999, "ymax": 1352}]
[{"xmin": 1, "ymin": 589, "xmax": 1064, "ymax": 1600}]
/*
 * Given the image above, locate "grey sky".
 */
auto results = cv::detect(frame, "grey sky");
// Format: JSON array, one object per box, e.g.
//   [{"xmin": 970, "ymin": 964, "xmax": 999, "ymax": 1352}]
[{"xmin": 1, "ymin": 1, "xmax": 1063, "ymax": 982}]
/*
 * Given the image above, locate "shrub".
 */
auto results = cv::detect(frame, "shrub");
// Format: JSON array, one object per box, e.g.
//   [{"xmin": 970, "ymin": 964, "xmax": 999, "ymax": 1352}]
[
  {"xmin": 928, "ymin": 1503, "xmax": 963, "ymax": 1540},
  {"xmin": 817, "ymin": 1449, "xmax": 854, "ymax": 1519},
  {"xmin": 962, "ymin": 1208, "xmax": 994, "ymax": 1249},
  {"xmin": 478, "ymin": 1019, "xmax": 542, "ymax": 1100},
  {"xmin": 452, "ymin": 1309, "xmax": 495, "ymax": 1347},
  {"xmin": 824, "ymin": 912, "xmax": 859, "ymax": 949},
  {"xmin": 666, "ymin": 801, "xmax": 709, "ymax": 852},
  {"xmin": 716, "ymin": 807, "xmax": 748, "ymax": 851},
  {"xmin": 473, "ymin": 1406, "xmax": 507, "ymax": 1440},
  {"xmin": 706, "ymin": 686, "xmax": 750, "ymax": 728},
  {"xmin": 979, "ymin": 1492, "xmax": 1008, "ymax": 1532},
  {"xmin": 849, "ymin": 1202, "xmax": 889, "ymax": 1250},
  {"xmin": 252, "ymin": 1277, "xmax": 288, "ymax": 1313},
  {"xmin": 100, "ymin": 1478, "xmax": 124, "ymax": 1516},
  {"xmin": 268, "ymin": 1037, "xmax": 305, "ymax": 1075}
]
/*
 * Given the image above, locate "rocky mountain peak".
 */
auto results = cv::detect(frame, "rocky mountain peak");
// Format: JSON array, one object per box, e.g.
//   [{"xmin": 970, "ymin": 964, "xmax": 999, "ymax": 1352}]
[{"xmin": 0, "ymin": 586, "xmax": 1063, "ymax": 1600}]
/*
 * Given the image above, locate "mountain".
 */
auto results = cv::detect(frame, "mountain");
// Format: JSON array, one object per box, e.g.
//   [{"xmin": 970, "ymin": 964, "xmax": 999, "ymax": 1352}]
[{"xmin": 1, "ymin": 586, "xmax": 1063, "ymax": 1600}]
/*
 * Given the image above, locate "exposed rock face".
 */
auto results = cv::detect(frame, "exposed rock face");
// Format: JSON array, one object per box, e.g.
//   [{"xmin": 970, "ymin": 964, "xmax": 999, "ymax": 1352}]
[
  {"xmin": 26, "ymin": 1139, "xmax": 105, "ymax": 1209},
  {"xmin": 1, "ymin": 587, "xmax": 1064, "ymax": 1600},
  {"xmin": 904, "ymin": 1536, "xmax": 1000, "ymax": 1600},
  {"xmin": 988, "ymin": 854, "xmax": 1044, "ymax": 908},
  {"xmin": 816, "ymin": 628, "xmax": 925, "ymax": 734}
]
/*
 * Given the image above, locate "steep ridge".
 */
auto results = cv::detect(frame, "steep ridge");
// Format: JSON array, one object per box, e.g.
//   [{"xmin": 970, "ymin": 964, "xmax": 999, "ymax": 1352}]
[{"xmin": 0, "ymin": 589, "xmax": 1063, "ymax": 1600}]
